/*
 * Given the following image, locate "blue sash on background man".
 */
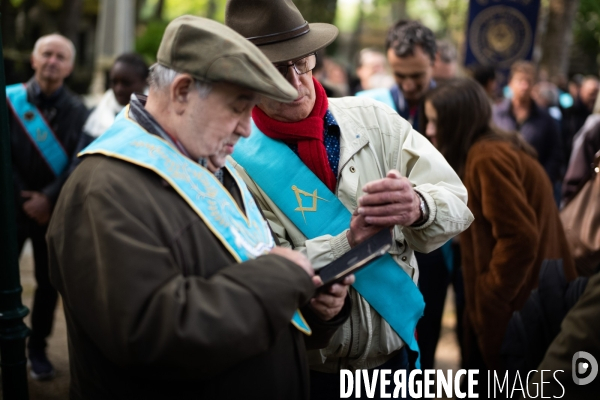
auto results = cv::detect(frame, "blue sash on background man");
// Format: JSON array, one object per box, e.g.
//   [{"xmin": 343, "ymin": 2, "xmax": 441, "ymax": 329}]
[
  {"xmin": 233, "ymin": 123, "xmax": 426, "ymax": 366},
  {"xmin": 6, "ymin": 83, "xmax": 69, "ymax": 177},
  {"xmin": 80, "ymin": 108, "xmax": 311, "ymax": 335},
  {"xmin": 356, "ymin": 87, "xmax": 397, "ymax": 112}
]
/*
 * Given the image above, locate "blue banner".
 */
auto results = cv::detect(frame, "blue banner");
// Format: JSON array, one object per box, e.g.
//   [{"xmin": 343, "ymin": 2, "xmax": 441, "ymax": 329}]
[{"xmin": 465, "ymin": 0, "xmax": 541, "ymax": 69}]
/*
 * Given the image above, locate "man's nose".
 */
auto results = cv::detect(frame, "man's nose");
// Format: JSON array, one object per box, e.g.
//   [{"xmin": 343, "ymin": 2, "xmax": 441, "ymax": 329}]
[
  {"xmin": 402, "ymin": 79, "xmax": 416, "ymax": 93},
  {"xmin": 286, "ymin": 67, "xmax": 302, "ymax": 90},
  {"xmin": 237, "ymin": 116, "xmax": 252, "ymax": 138}
]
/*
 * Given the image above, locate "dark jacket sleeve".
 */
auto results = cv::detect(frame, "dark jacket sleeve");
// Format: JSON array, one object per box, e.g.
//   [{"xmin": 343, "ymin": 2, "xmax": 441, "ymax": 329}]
[
  {"xmin": 544, "ymin": 117, "xmax": 563, "ymax": 183},
  {"xmin": 525, "ymin": 272, "xmax": 600, "ymax": 398},
  {"xmin": 48, "ymin": 170, "xmax": 315, "ymax": 380},
  {"xmin": 562, "ymin": 122, "xmax": 600, "ymax": 205}
]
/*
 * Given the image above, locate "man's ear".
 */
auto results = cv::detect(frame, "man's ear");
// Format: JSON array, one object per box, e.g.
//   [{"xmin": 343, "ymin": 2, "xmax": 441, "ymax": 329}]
[{"xmin": 170, "ymin": 74, "xmax": 195, "ymax": 115}]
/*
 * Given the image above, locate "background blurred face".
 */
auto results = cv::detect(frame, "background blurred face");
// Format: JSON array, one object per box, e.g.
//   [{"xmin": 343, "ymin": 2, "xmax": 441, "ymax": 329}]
[
  {"xmin": 579, "ymin": 79, "xmax": 599, "ymax": 111},
  {"xmin": 357, "ymin": 51, "xmax": 387, "ymax": 89},
  {"xmin": 257, "ymin": 63, "xmax": 315, "ymax": 122},
  {"xmin": 110, "ymin": 61, "xmax": 147, "ymax": 106},
  {"xmin": 31, "ymin": 36, "xmax": 74, "ymax": 85},
  {"xmin": 432, "ymin": 54, "xmax": 457, "ymax": 82},
  {"xmin": 509, "ymin": 71, "xmax": 534, "ymax": 101},
  {"xmin": 424, "ymin": 100, "xmax": 438, "ymax": 147},
  {"xmin": 387, "ymin": 45, "xmax": 433, "ymax": 104},
  {"xmin": 178, "ymin": 81, "xmax": 256, "ymax": 168}
]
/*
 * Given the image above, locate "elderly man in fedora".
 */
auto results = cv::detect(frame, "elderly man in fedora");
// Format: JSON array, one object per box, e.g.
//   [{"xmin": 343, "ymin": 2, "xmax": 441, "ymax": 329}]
[
  {"xmin": 226, "ymin": 0, "xmax": 474, "ymax": 398},
  {"xmin": 47, "ymin": 16, "xmax": 352, "ymax": 400}
]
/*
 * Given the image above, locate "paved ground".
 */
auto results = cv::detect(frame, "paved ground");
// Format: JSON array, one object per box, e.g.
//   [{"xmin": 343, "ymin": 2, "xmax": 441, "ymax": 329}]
[{"xmin": 2, "ymin": 242, "xmax": 461, "ymax": 399}]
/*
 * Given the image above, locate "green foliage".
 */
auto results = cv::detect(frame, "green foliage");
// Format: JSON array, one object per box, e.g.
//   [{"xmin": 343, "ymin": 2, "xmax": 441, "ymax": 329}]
[
  {"xmin": 135, "ymin": 19, "xmax": 169, "ymax": 64},
  {"xmin": 164, "ymin": 0, "xmax": 225, "ymax": 21},
  {"xmin": 574, "ymin": 0, "xmax": 600, "ymax": 70},
  {"xmin": 295, "ymin": 0, "xmax": 338, "ymax": 24}
]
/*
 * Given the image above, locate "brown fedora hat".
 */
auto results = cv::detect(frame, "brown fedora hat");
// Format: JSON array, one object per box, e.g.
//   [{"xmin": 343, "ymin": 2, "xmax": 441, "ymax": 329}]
[{"xmin": 225, "ymin": 0, "xmax": 339, "ymax": 64}]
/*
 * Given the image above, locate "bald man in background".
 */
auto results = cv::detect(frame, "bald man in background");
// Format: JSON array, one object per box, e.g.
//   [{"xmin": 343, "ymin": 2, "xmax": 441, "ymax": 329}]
[{"xmin": 6, "ymin": 33, "xmax": 88, "ymax": 380}]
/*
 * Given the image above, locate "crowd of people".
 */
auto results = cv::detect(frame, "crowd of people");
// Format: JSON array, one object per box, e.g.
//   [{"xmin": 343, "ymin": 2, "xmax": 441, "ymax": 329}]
[{"xmin": 6, "ymin": 0, "xmax": 600, "ymax": 398}]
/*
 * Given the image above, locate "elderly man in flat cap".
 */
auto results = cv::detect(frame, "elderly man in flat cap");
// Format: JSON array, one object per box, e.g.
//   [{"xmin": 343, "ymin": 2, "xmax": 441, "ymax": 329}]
[
  {"xmin": 225, "ymin": 1, "xmax": 474, "ymax": 398},
  {"xmin": 47, "ymin": 16, "xmax": 351, "ymax": 400}
]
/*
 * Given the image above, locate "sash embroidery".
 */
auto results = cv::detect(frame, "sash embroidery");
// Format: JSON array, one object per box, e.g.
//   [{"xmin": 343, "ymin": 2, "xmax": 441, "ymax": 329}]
[
  {"xmin": 81, "ymin": 108, "xmax": 311, "ymax": 335},
  {"xmin": 233, "ymin": 122, "xmax": 425, "ymax": 363},
  {"xmin": 6, "ymin": 83, "xmax": 69, "ymax": 176}
]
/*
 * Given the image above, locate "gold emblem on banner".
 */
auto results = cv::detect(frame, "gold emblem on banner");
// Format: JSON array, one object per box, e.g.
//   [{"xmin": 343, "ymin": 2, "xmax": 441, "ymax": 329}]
[
  {"xmin": 291, "ymin": 185, "xmax": 329, "ymax": 223},
  {"xmin": 487, "ymin": 23, "xmax": 515, "ymax": 53},
  {"xmin": 469, "ymin": 6, "xmax": 531, "ymax": 67},
  {"xmin": 24, "ymin": 111, "xmax": 35, "ymax": 121}
]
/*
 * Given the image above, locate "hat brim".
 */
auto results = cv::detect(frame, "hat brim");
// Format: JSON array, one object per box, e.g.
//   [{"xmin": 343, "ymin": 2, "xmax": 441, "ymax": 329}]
[{"xmin": 256, "ymin": 23, "xmax": 339, "ymax": 63}]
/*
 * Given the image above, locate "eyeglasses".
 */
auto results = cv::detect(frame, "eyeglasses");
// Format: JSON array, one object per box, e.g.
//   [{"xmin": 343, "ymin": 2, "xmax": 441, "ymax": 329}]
[{"xmin": 274, "ymin": 53, "xmax": 317, "ymax": 78}]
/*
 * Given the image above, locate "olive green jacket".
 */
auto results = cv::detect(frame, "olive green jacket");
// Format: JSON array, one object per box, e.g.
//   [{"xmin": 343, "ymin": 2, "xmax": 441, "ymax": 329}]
[
  {"xmin": 525, "ymin": 271, "xmax": 600, "ymax": 399},
  {"xmin": 231, "ymin": 96, "xmax": 474, "ymax": 371},
  {"xmin": 48, "ymin": 154, "xmax": 347, "ymax": 399}
]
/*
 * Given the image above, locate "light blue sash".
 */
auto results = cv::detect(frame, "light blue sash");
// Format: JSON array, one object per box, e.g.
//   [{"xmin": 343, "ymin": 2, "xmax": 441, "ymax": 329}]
[
  {"xmin": 80, "ymin": 108, "xmax": 311, "ymax": 335},
  {"xmin": 356, "ymin": 88, "xmax": 398, "ymax": 113},
  {"xmin": 232, "ymin": 123, "xmax": 425, "ymax": 362},
  {"xmin": 6, "ymin": 83, "xmax": 69, "ymax": 176}
]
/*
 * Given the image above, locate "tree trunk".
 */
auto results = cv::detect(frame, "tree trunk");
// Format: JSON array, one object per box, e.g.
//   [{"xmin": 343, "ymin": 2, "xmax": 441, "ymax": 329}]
[
  {"xmin": 391, "ymin": 0, "xmax": 408, "ymax": 22},
  {"xmin": 206, "ymin": 0, "xmax": 217, "ymax": 20},
  {"xmin": 539, "ymin": 0, "xmax": 580, "ymax": 78},
  {"xmin": 348, "ymin": 0, "xmax": 365, "ymax": 62},
  {"xmin": 59, "ymin": 0, "xmax": 83, "ymax": 45},
  {"xmin": 153, "ymin": 0, "xmax": 166, "ymax": 20}
]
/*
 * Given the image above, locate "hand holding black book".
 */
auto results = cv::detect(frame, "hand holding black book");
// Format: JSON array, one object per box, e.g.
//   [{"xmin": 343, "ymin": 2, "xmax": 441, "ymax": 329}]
[{"xmin": 316, "ymin": 228, "xmax": 393, "ymax": 289}]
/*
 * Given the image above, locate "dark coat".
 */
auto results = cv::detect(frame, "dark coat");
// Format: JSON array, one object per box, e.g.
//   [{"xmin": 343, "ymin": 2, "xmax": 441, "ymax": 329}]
[
  {"xmin": 561, "ymin": 116, "xmax": 600, "ymax": 205},
  {"xmin": 526, "ymin": 271, "xmax": 600, "ymax": 399},
  {"xmin": 47, "ymin": 154, "xmax": 347, "ymax": 400},
  {"xmin": 562, "ymin": 98, "xmax": 592, "ymax": 166},
  {"xmin": 460, "ymin": 140, "xmax": 577, "ymax": 369},
  {"xmin": 492, "ymin": 98, "xmax": 563, "ymax": 183},
  {"xmin": 9, "ymin": 78, "xmax": 88, "ymax": 206}
]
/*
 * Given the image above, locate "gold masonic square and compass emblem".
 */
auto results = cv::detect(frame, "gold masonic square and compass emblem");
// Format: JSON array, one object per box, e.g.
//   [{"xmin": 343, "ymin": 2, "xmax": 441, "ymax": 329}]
[{"xmin": 291, "ymin": 185, "xmax": 329, "ymax": 223}]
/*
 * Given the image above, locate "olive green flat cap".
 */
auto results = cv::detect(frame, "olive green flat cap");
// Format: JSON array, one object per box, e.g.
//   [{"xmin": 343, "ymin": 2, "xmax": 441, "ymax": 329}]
[{"xmin": 157, "ymin": 15, "xmax": 297, "ymax": 102}]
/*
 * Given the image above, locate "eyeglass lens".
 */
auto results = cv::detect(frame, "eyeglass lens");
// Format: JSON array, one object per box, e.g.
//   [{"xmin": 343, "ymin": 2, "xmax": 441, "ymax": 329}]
[{"xmin": 275, "ymin": 54, "xmax": 317, "ymax": 78}]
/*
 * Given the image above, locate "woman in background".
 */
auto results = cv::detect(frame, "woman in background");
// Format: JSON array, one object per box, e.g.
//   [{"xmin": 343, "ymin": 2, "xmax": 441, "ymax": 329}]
[{"xmin": 421, "ymin": 78, "xmax": 577, "ymax": 375}]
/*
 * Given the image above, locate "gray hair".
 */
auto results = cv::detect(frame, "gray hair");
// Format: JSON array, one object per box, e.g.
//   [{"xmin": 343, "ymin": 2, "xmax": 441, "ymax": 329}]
[
  {"xmin": 436, "ymin": 40, "xmax": 457, "ymax": 63},
  {"xmin": 148, "ymin": 63, "xmax": 212, "ymax": 98},
  {"xmin": 33, "ymin": 34, "xmax": 76, "ymax": 65}
]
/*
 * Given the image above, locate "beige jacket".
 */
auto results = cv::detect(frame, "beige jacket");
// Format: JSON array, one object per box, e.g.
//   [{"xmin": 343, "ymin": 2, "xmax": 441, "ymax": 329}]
[{"xmin": 231, "ymin": 96, "xmax": 474, "ymax": 371}]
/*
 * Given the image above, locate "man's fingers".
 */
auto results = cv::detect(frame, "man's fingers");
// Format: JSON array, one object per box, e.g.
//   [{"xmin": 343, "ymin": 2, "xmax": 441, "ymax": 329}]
[
  {"xmin": 341, "ymin": 274, "xmax": 355, "ymax": 285},
  {"xmin": 312, "ymin": 292, "xmax": 345, "ymax": 309},
  {"xmin": 364, "ymin": 215, "xmax": 411, "ymax": 226},
  {"xmin": 21, "ymin": 190, "xmax": 34, "ymax": 198},
  {"xmin": 357, "ymin": 203, "xmax": 415, "ymax": 217},
  {"xmin": 358, "ymin": 191, "xmax": 414, "ymax": 207},
  {"xmin": 387, "ymin": 169, "xmax": 401, "ymax": 179},
  {"xmin": 312, "ymin": 275, "xmax": 323, "ymax": 287}
]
